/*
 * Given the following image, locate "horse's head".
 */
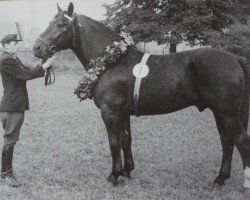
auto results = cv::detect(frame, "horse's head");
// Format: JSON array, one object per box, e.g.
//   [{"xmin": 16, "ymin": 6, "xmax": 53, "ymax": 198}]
[
  {"xmin": 33, "ymin": 2, "xmax": 76, "ymax": 59},
  {"xmin": 34, "ymin": 2, "xmax": 124, "ymax": 66}
]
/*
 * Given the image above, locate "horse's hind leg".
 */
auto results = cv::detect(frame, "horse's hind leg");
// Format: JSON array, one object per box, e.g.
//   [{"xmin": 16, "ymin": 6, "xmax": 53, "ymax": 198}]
[
  {"xmin": 214, "ymin": 111, "xmax": 250, "ymax": 189},
  {"xmin": 213, "ymin": 112, "xmax": 234, "ymax": 186},
  {"xmin": 101, "ymin": 106, "xmax": 123, "ymax": 186},
  {"xmin": 121, "ymin": 115, "xmax": 134, "ymax": 179}
]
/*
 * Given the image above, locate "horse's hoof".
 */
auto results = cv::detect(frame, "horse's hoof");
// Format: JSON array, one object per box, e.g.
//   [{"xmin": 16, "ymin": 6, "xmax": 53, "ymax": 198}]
[
  {"xmin": 122, "ymin": 171, "xmax": 131, "ymax": 179},
  {"xmin": 243, "ymin": 188, "xmax": 250, "ymax": 198},
  {"xmin": 212, "ymin": 182, "xmax": 223, "ymax": 189},
  {"xmin": 107, "ymin": 174, "xmax": 118, "ymax": 186},
  {"xmin": 213, "ymin": 176, "xmax": 226, "ymax": 186}
]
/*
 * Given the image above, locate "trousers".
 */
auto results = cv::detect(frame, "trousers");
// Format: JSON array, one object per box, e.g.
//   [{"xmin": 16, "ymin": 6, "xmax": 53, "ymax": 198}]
[{"xmin": 0, "ymin": 112, "xmax": 24, "ymax": 145}]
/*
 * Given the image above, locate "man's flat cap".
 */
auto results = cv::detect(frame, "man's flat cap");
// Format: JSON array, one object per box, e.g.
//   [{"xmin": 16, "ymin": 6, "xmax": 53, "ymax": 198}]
[{"xmin": 1, "ymin": 34, "xmax": 22, "ymax": 45}]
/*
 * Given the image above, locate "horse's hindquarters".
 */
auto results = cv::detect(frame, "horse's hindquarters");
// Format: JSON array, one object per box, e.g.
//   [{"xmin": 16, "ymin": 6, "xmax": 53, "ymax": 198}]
[{"xmin": 191, "ymin": 50, "xmax": 245, "ymax": 113}]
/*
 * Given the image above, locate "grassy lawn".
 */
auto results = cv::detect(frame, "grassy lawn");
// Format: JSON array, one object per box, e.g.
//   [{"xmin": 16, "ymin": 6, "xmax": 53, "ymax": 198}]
[{"xmin": 0, "ymin": 74, "xmax": 248, "ymax": 200}]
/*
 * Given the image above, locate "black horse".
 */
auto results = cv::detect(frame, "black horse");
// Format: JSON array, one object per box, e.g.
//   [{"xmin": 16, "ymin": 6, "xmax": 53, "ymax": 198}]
[{"xmin": 33, "ymin": 3, "xmax": 250, "ymax": 190}]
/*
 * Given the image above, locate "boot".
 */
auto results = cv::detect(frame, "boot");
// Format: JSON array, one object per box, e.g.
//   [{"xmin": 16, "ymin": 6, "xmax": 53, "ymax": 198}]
[{"xmin": 1, "ymin": 145, "xmax": 21, "ymax": 188}]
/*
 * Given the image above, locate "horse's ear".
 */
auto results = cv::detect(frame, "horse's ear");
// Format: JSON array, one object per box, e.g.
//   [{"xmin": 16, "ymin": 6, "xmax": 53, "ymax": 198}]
[
  {"xmin": 68, "ymin": 2, "xmax": 74, "ymax": 17},
  {"xmin": 57, "ymin": 3, "xmax": 63, "ymax": 13}
]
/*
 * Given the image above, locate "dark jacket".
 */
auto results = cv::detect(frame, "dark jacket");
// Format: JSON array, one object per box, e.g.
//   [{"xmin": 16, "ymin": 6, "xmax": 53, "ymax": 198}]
[{"xmin": 0, "ymin": 51, "xmax": 44, "ymax": 112}]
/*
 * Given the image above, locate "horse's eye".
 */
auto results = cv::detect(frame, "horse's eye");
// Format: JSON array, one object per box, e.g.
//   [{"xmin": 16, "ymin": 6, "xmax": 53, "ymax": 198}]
[{"xmin": 57, "ymin": 23, "xmax": 66, "ymax": 28}]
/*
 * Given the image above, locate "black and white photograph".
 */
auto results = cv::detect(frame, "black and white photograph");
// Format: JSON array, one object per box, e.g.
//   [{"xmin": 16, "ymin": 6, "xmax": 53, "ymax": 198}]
[{"xmin": 0, "ymin": 0, "xmax": 250, "ymax": 199}]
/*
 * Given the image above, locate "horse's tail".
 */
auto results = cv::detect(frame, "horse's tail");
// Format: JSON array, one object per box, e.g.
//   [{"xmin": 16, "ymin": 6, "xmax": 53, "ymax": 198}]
[{"xmin": 238, "ymin": 53, "xmax": 250, "ymax": 130}]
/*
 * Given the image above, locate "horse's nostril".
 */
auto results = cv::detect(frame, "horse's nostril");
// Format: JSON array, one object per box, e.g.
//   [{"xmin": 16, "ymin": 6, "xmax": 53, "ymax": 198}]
[{"xmin": 34, "ymin": 45, "xmax": 40, "ymax": 51}]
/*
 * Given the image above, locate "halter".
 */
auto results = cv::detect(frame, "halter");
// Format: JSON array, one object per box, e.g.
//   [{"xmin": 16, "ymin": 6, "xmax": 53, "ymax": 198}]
[{"xmin": 37, "ymin": 13, "xmax": 77, "ymax": 55}]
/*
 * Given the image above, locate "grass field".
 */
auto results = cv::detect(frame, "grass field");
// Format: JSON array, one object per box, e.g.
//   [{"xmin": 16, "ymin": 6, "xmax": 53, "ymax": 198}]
[{"xmin": 0, "ymin": 72, "xmax": 248, "ymax": 199}]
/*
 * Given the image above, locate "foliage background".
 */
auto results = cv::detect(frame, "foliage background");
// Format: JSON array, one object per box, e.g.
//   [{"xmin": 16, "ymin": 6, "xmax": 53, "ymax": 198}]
[{"xmin": 104, "ymin": 0, "xmax": 250, "ymax": 55}]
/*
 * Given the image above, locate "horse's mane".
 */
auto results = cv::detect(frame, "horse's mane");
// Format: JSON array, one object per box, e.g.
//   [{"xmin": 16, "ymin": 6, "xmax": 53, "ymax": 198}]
[
  {"xmin": 52, "ymin": 12, "xmax": 121, "ymax": 41},
  {"xmin": 77, "ymin": 14, "xmax": 121, "ymax": 41}
]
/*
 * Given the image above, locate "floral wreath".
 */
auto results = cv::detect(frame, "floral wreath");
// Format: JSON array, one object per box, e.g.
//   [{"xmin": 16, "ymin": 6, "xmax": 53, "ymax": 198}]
[{"xmin": 74, "ymin": 35, "xmax": 132, "ymax": 101}]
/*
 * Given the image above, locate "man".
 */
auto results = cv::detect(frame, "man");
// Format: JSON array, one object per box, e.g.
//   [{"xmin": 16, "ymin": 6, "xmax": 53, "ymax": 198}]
[{"xmin": 0, "ymin": 33, "xmax": 53, "ymax": 187}]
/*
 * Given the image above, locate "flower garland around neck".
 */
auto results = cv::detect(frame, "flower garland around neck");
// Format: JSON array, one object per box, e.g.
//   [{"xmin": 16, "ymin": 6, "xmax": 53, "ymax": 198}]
[{"xmin": 74, "ymin": 36, "xmax": 132, "ymax": 101}]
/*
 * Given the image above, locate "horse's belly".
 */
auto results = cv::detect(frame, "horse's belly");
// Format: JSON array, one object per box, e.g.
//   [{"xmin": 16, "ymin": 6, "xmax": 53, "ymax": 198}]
[{"xmin": 132, "ymin": 84, "xmax": 196, "ymax": 115}]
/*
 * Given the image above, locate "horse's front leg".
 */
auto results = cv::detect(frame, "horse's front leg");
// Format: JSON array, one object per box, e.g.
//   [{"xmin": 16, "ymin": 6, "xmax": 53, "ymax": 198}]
[
  {"xmin": 121, "ymin": 114, "xmax": 134, "ymax": 179},
  {"xmin": 101, "ymin": 106, "xmax": 123, "ymax": 186}
]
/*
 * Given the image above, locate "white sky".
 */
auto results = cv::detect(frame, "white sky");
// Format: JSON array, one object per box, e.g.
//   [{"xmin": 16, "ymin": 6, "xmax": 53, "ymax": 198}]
[{"xmin": 0, "ymin": 0, "xmax": 115, "ymax": 43}]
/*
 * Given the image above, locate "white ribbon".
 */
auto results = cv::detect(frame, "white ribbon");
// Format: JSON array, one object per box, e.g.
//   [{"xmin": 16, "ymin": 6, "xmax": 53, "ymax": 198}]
[
  {"xmin": 64, "ymin": 14, "xmax": 73, "ymax": 21},
  {"xmin": 133, "ymin": 53, "xmax": 150, "ymax": 116}
]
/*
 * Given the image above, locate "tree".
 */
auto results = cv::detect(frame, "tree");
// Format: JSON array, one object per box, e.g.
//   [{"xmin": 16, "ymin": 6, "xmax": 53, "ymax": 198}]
[
  {"xmin": 232, "ymin": 0, "xmax": 250, "ymax": 24},
  {"xmin": 103, "ymin": 0, "xmax": 250, "ymax": 53},
  {"xmin": 205, "ymin": 22, "xmax": 250, "ymax": 56}
]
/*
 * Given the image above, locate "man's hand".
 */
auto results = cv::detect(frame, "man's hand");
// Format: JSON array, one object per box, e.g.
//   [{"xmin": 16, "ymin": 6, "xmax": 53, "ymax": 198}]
[{"xmin": 42, "ymin": 56, "xmax": 54, "ymax": 69}]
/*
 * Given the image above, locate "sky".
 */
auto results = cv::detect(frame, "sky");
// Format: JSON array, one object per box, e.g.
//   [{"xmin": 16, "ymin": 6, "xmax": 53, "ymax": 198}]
[{"xmin": 0, "ymin": 0, "xmax": 115, "ymax": 47}]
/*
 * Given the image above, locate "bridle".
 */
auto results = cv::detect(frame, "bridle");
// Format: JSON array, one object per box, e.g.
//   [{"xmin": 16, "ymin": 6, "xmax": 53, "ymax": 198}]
[
  {"xmin": 37, "ymin": 13, "xmax": 78, "ymax": 86},
  {"xmin": 37, "ymin": 13, "xmax": 77, "ymax": 55}
]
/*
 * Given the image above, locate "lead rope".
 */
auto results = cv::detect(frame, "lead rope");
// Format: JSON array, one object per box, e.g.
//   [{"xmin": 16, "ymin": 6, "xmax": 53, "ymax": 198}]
[
  {"xmin": 42, "ymin": 60, "xmax": 55, "ymax": 86},
  {"xmin": 45, "ymin": 66, "xmax": 55, "ymax": 86}
]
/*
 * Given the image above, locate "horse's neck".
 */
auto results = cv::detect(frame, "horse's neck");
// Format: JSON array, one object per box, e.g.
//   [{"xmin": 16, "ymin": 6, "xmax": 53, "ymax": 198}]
[
  {"xmin": 71, "ymin": 15, "xmax": 119, "ymax": 68},
  {"xmin": 105, "ymin": 46, "xmax": 144, "ymax": 69},
  {"xmin": 71, "ymin": 43, "xmax": 88, "ymax": 67},
  {"xmin": 123, "ymin": 46, "xmax": 144, "ymax": 60}
]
